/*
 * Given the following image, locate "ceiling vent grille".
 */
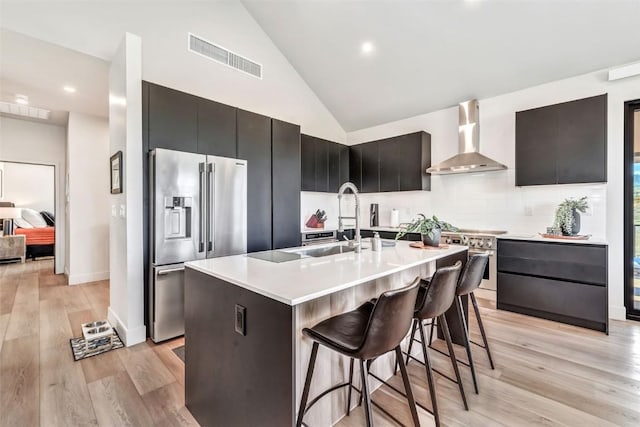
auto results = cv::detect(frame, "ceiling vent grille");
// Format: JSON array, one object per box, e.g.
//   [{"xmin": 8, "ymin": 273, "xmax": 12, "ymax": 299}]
[
  {"xmin": 188, "ymin": 33, "xmax": 262, "ymax": 79},
  {"xmin": 0, "ymin": 101, "xmax": 51, "ymax": 120}
]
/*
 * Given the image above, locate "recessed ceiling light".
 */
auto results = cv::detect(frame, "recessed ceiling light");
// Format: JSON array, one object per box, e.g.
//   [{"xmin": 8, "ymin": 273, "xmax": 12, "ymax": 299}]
[
  {"xmin": 361, "ymin": 41, "xmax": 375, "ymax": 55},
  {"xmin": 63, "ymin": 86, "xmax": 76, "ymax": 93},
  {"xmin": 15, "ymin": 94, "xmax": 29, "ymax": 105}
]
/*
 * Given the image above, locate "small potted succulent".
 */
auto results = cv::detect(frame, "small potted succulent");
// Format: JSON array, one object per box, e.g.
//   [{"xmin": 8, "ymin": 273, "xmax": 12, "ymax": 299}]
[
  {"xmin": 396, "ymin": 214, "xmax": 458, "ymax": 247},
  {"xmin": 554, "ymin": 196, "xmax": 589, "ymax": 236}
]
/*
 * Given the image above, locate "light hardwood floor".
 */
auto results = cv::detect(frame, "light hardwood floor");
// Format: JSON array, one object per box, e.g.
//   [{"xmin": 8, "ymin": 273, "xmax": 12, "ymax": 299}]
[{"xmin": 1, "ymin": 259, "xmax": 640, "ymax": 426}]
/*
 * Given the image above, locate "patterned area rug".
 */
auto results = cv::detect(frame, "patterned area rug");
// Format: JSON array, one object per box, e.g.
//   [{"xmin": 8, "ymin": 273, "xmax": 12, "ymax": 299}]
[
  {"xmin": 173, "ymin": 345, "xmax": 185, "ymax": 363},
  {"xmin": 69, "ymin": 331, "xmax": 124, "ymax": 361}
]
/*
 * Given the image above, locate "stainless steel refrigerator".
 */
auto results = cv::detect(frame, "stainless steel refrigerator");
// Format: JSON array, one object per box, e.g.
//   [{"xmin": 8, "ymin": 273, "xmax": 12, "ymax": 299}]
[{"xmin": 149, "ymin": 148, "xmax": 247, "ymax": 342}]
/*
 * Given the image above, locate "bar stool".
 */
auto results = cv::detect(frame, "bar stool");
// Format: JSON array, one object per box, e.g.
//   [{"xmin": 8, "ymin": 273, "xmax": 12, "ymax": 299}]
[
  {"xmin": 296, "ymin": 278, "xmax": 421, "ymax": 427},
  {"xmin": 435, "ymin": 254, "xmax": 495, "ymax": 394},
  {"xmin": 402, "ymin": 261, "xmax": 465, "ymax": 427}
]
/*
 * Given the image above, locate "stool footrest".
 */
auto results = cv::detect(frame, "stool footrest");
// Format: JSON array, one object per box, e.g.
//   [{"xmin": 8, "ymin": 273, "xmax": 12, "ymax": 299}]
[
  {"xmin": 402, "ymin": 350, "xmax": 460, "ymax": 385},
  {"xmin": 303, "ymin": 382, "xmax": 362, "ymax": 416},
  {"xmin": 368, "ymin": 370, "xmax": 434, "ymax": 417}
]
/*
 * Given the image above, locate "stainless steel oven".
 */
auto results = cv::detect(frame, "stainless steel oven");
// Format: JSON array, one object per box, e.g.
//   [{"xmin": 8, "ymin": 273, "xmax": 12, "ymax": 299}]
[
  {"xmin": 442, "ymin": 229, "xmax": 506, "ymax": 296},
  {"xmin": 301, "ymin": 231, "xmax": 338, "ymax": 246}
]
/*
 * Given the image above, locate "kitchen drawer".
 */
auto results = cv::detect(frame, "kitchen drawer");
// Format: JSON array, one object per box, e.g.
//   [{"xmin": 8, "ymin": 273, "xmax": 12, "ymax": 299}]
[
  {"xmin": 497, "ymin": 272, "xmax": 607, "ymax": 331},
  {"xmin": 497, "ymin": 239, "xmax": 607, "ymax": 286}
]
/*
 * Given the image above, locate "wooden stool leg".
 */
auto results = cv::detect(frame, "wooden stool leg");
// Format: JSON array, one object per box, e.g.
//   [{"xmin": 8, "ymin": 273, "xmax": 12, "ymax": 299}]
[
  {"xmin": 296, "ymin": 342, "xmax": 319, "ymax": 427},
  {"xmin": 471, "ymin": 292, "xmax": 495, "ymax": 370},
  {"xmin": 439, "ymin": 314, "xmax": 469, "ymax": 410},
  {"xmin": 346, "ymin": 358, "xmax": 354, "ymax": 416},
  {"xmin": 418, "ymin": 320, "xmax": 440, "ymax": 427},
  {"xmin": 395, "ymin": 346, "xmax": 421, "ymax": 427},
  {"xmin": 360, "ymin": 359, "xmax": 373, "ymax": 427},
  {"xmin": 457, "ymin": 295, "xmax": 479, "ymax": 394}
]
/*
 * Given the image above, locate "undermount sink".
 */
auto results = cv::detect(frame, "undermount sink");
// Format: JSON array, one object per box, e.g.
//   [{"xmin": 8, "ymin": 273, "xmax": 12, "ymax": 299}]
[{"xmin": 293, "ymin": 244, "xmax": 363, "ymax": 258}]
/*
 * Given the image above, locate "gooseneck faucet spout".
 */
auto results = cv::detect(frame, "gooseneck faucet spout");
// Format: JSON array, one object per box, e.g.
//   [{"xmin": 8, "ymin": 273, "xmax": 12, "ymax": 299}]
[{"xmin": 337, "ymin": 182, "xmax": 361, "ymax": 253}]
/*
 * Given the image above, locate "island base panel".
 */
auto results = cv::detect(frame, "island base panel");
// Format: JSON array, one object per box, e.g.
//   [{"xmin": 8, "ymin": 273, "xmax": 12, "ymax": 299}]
[{"xmin": 185, "ymin": 268, "xmax": 294, "ymax": 426}]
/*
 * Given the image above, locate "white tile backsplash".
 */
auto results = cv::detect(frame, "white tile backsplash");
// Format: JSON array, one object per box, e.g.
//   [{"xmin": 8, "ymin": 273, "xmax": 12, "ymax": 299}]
[{"xmin": 301, "ymin": 169, "xmax": 606, "ymax": 238}]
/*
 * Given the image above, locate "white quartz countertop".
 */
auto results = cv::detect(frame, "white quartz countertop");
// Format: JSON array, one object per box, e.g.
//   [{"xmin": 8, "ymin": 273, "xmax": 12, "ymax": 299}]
[
  {"xmin": 185, "ymin": 241, "xmax": 468, "ymax": 306},
  {"xmin": 497, "ymin": 234, "xmax": 608, "ymax": 246}
]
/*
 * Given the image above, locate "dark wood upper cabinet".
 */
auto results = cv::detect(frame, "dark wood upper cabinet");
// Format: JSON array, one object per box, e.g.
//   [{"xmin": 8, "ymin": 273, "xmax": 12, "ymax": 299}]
[
  {"xmin": 339, "ymin": 144, "xmax": 350, "ymax": 189},
  {"xmin": 360, "ymin": 142, "xmax": 380, "ymax": 193},
  {"xmin": 237, "ymin": 109, "xmax": 272, "ymax": 253},
  {"xmin": 349, "ymin": 145, "xmax": 363, "ymax": 191},
  {"xmin": 301, "ymin": 135, "xmax": 316, "ymax": 191},
  {"xmin": 314, "ymin": 138, "xmax": 329, "ymax": 192},
  {"xmin": 300, "ymin": 135, "xmax": 350, "ymax": 193},
  {"xmin": 147, "ymin": 82, "xmax": 198, "ymax": 152},
  {"xmin": 555, "ymin": 95, "xmax": 607, "ymax": 184},
  {"xmin": 272, "ymin": 119, "xmax": 301, "ymax": 249},
  {"xmin": 516, "ymin": 94, "xmax": 607, "ymax": 186},
  {"xmin": 197, "ymin": 98, "xmax": 237, "ymax": 158},
  {"xmin": 350, "ymin": 131, "xmax": 431, "ymax": 193}
]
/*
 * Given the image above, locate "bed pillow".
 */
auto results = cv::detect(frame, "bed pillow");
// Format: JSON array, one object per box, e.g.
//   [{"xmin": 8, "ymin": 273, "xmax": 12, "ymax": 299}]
[
  {"xmin": 40, "ymin": 211, "xmax": 55, "ymax": 226},
  {"xmin": 14, "ymin": 217, "xmax": 34, "ymax": 229},
  {"xmin": 22, "ymin": 208, "xmax": 48, "ymax": 228}
]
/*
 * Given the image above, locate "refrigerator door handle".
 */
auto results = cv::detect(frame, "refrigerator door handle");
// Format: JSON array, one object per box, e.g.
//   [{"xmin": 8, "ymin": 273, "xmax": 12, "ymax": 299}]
[
  {"xmin": 208, "ymin": 162, "xmax": 215, "ymax": 253},
  {"xmin": 198, "ymin": 162, "xmax": 206, "ymax": 253}
]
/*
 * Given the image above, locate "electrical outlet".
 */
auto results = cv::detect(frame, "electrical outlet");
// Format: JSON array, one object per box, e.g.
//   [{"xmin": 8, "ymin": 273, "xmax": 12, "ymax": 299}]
[
  {"xmin": 235, "ymin": 304, "xmax": 246, "ymax": 336},
  {"xmin": 524, "ymin": 205, "xmax": 533, "ymax": 216}
]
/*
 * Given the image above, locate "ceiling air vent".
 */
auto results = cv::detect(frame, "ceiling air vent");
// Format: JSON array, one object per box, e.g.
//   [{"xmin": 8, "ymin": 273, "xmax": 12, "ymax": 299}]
[
  {"xmin": 0, "ymin": 101, "xmax": 50, "ymax": 120},
  {"xmin": 188, "ymin": 33, "xmax": 262, "ymax": 79}
]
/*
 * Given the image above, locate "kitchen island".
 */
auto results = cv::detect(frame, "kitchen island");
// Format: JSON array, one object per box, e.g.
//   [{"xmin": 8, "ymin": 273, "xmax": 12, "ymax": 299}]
[{"xmin": 184, "ymin": 240, "xmax": 468, "ymax": 426}]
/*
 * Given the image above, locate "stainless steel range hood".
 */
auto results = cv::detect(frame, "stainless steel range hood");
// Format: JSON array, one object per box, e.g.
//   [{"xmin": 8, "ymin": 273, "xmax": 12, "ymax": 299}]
[{"xmin": 427, "ymin": 100, "xmax": 507, "ymax": 174}]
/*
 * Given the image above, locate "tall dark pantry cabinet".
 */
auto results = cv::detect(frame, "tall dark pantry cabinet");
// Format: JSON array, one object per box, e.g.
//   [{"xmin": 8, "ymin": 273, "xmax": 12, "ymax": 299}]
[{"xmin": 142, "ymin": 81, "xmax": 302, "ymax": 338}]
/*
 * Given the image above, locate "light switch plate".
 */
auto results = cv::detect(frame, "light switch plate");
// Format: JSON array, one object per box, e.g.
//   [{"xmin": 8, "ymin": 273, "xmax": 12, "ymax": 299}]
[
  {"xmin": 111, "ymin": 205, "xmax": 117, "ymax": 217},
  {"xmin": 119, "ymin": 204, "xmax": 126, "ymax": 218}
]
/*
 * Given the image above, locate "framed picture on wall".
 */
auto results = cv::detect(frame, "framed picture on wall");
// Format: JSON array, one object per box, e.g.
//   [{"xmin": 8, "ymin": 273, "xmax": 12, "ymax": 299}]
[{"xmin": 110, "ymin": 151, "xmax": 123, "ymax": 194}]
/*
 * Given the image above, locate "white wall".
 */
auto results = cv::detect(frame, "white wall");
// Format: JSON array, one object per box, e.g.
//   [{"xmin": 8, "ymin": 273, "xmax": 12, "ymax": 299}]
[
  {"xmin": 0, "ymin": 1, "xmax": 346, "ymax": 143},
  {"xmin": 0, "ymin": 116, "xmax": 66, "ymax": 274},
  {"xmin": 108, "ymin": 33, "xmax": 145, "ymax": 347},
  {"xmin": 343, "ymin": 68, "xmax": 640, "ymax": 321},
  {"xmin": 66, "ymin": 112, "xmax": 110, "ymax": 285},
  {"xmin": 0, "ymin": 161, "xmax": 55, "ymax": 212}
]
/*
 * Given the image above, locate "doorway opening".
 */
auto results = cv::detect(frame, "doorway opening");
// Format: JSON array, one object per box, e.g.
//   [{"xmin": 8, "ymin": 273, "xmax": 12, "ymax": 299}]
[
  {"xmin": 624, "ymin": 99, "xmax": 640, "ymax": 320},
  {"xmin": 0, "ymin": 160, "xmax": 56, "ymax": 265}
]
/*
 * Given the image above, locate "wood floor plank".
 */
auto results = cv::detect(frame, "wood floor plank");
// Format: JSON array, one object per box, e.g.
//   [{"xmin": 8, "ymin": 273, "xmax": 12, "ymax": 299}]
[
  {"xmin": 80, "ymin": 348, "xmax": 126, "ymax": 384},
  {"xmin": 141, "ymin": 381, "xmax": 199, "ymax": 427},
  {"xmin": 0, "ymin": 313, "xmax": 9, "ymax": 353},
  {"xmin": 40, "ymin": 297, "xmax": 74, "ymax": 350},
  {"xmin": 0, "ymin": 278, "xmax": 18, "ymax": 315},
  {"xmin": 152, "ymin": 340, "xmax": 186, "ymax": 387},
  {"xmin": 0, "ymin": 334, "xmax": 39, "ymax": 427},
  {"xmin": 67, "ymin": 308, "xmax": 101, "ymax": 338},
  {"xmin": 40, "ymin": 343, "xmax": 98, "ymax": 426},
  {"xmin": 118, "ymin": 344, "xmax": 176, "ymax": 395},
  {"xmin": 87, "ymin": 370, "xmax": 155, "ymax": 427}
]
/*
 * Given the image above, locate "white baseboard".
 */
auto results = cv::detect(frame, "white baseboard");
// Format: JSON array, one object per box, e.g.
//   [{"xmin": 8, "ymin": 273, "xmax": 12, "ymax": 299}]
[
  {"xmin": 609, "ymin": 305, "xmax": 627, "ymax": 321},
  {"xmin": 108, "ymin": 307, "xmax": 146, "ymax": 347},
  {"xmin": 68, "ymin": 271, "xmax": 109, "ymax": 285}
]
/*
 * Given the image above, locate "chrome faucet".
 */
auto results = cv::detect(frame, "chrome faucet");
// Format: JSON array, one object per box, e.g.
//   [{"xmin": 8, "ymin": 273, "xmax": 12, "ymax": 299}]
[{"xmin": 337, "ymin": 182, "xmax": 361, "ymax": 253}]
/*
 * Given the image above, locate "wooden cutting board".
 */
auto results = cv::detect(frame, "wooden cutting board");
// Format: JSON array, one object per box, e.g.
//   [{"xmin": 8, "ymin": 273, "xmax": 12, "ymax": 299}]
[
  {"xmin": 539, "ymin": 233, "xmax": 591, "ymax": 240},
  {"xmin": 409, "ymin": 242, "xmax": 450, "ymax": 250}
]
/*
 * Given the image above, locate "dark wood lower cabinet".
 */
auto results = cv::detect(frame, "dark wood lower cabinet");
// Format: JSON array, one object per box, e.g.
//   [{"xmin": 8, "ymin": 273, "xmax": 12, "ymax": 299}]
[
  {"xmin": 497, "ymin": 239, "xmax": 608, "ymax": 333},
  {"xmin": 185, "ymin": 268, "xmax": 293, "ymax": 426}
]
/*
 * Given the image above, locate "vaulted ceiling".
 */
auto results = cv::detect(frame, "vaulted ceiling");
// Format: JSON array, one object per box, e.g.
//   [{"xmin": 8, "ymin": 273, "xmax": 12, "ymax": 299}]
[{"xmin": 242, "ymin": 0, "xmax": 640, "ymax": 131}]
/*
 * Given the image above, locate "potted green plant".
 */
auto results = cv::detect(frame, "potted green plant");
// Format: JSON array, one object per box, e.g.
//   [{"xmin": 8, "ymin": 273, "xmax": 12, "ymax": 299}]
[
  {"xmin": 396, "ymin": 214, "xmax": 458, "ymax": 247},
  {"xmin": 553, "ymin": 196, "xmax": 589, "ymax": 236}
]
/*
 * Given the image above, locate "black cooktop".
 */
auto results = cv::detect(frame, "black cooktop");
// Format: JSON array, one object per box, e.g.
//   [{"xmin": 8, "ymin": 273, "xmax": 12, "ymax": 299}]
[{"xmin": 246, "ymin": 250, "xmax": 303, "ymax": 263}]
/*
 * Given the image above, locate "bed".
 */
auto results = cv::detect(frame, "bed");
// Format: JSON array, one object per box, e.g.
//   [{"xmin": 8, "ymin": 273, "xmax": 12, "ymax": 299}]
[{"xmin": 14, "ymin": 225, "xmax": 55, "ymax": 259}]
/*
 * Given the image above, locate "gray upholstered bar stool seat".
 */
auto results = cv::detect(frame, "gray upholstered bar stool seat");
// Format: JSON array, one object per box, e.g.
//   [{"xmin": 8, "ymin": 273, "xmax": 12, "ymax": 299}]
[{"xmin": 296, "ymin": 278, "xmax": 422, "ymax": 427}]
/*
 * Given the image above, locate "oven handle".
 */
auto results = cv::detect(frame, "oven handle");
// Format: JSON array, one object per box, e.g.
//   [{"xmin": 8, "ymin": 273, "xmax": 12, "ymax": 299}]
[{"xmin": 468, "ymin": 249, "xmax": 494, "ymax": 256}]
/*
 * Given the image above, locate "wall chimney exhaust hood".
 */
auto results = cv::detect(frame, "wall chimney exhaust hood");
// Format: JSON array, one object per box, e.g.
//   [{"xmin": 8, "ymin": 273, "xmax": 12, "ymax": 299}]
[{"xmin": 427, "ymin": 100, "xmax": 507, "ymax": 175}]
